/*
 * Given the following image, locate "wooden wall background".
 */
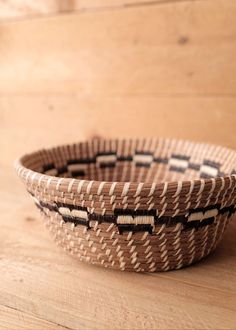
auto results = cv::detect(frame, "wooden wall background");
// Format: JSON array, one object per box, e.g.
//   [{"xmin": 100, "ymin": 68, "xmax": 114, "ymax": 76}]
[
  {"xmin": 1, "ymin": 1, "xmax": 236, "ymax": 329},
  {"xmin": 1, "ymin": 0, "xmax": 236, "ymax": 169}
]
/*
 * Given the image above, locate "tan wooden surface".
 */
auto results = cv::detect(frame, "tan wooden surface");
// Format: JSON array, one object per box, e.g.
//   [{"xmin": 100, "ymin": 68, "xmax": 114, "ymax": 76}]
[
  {"xmin": 1, "ymin": 0, "xmax": 236, "ymax": 329},
  {"xmin": 1, "ymin": 1, "xmax": 236, "ymax": 95},
  {"xmin": 0, "ymin": 0, "xmax": 202, "ymax": 21}
]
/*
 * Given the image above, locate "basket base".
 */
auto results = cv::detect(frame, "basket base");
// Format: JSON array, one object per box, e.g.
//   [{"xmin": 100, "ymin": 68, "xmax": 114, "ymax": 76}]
[{"xmin": 42, "ymin": 211, "xmax": 231, "ymax": 272}]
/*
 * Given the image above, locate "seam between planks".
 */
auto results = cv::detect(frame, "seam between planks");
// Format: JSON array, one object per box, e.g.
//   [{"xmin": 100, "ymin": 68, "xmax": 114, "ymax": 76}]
[
  {"xmin": 0, "ymin": 303, "xmax": 74, "ymax": 330},
  {"xmin": 0, "ymin": 0, "xmax": 210, "ymax": 24},
  {"xmin": 149, "ymin": 272, "xmax": 236, "ymax": 297}
]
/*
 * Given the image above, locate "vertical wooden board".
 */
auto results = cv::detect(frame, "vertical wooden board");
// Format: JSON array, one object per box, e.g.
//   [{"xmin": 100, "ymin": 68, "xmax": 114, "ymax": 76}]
[{"xmin": 0, "ymin": 0, "xmax": 236, "ymax": 94}]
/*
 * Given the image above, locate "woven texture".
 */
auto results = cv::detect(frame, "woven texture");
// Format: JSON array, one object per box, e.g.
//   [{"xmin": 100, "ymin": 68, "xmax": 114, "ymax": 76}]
[{"xmin": 15, "ymin": 138, "xmax": 236, "ymax": 272}]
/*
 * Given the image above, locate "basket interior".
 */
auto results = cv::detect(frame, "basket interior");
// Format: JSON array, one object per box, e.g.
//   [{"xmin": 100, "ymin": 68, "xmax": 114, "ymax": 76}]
[{"xmin": 21, "ymin": 139, "xmax": 236, "ymax": 183}]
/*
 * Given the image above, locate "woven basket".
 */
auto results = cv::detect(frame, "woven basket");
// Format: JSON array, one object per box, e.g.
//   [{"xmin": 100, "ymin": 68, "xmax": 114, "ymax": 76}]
[{"xmin": 15, "ymin": 138, "xmax": 236, "ymax": 272}]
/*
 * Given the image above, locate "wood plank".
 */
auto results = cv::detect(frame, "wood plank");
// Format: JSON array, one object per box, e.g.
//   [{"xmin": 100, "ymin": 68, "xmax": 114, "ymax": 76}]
[
  {"xmin": 1, "ymin": 95, "xmax": 236, "ymax": 169},
  {"xmin": 0, "ymin": 0, "xmax": 235, "ymax": 95},
  {"xmin": 0, "ymin": 305, "xmax": 68, "ymax": 330},
  {"xmin": 77, "ymin": 0, "xmax": 197, "ymax": 10},
  {"xmin": 0, "ymin": 0, "xmax": 60, "ymax": 21},
  {"xmin": 0, "ymin": 0, "xmax": 201, "ymax": 21}
]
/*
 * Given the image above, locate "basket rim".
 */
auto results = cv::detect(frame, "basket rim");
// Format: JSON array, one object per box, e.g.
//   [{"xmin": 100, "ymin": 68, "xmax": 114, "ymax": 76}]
[{"xmin": 14, "ymin": 138, "xmax": 236, "ymax": 197}]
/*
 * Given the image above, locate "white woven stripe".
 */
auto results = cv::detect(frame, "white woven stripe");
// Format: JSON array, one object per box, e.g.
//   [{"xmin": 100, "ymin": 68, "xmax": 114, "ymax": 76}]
[
  {"xmin": 148, "ymin": 182, "xmax": 156, "ymax": 197},
  {"xmin": 68, "ymin": 164, "xmax": 86, "ymax": 172},
  {"xmin": 188, "ymin": 208, "xmax": 218, "ymax": 222},
  {"xmin": 121, "ymin": 182, "xmax": 130, "ymax": 197},
  {"xmin": 160, "ymin": 182, "xmax": 168, "ymax": 197},
  {"xmin": 58, "ymin": 207, "xmax": 71, "ymax": 216},
  {"xmin": 209, "ymin": 178, "xmax": 216, "ymax": 194},
  {"xmin": 56, "ymin": 177, "xmax": 63, "ymax": 191},
  {"xmin": 68, "ymin": 178, "xmax": 75, "ymax": 193},
  {"xmin": 109, "ymin": 182, "xmax": 117, "ymax": 196},
  {"xmin": 197, "ymin": 180, "xmax": 205, "ymax": 196},
  {"xmin": 46, "ymin": 177, "xmax": 53, "ymax": 189},
  {"xmin": 173, "ymin": 181, "xmax": 182, "ymax": 197},
  {"xmin": 44, "ymin": 168, "xmax": 58, "ymax": 176},
  {"xmin": 96, "ymin": 155, "xmax": 117, "ymax": 163},
  {"xmin": 204, "ymin": 209, "xmax": 218, "ymax": 219},
  {"xmin": 71, "ymin": 209, "xmax": 88, "ymax": 220},
  {"xmin": 133, "ymin": 154, "xmax": 153, "ymax": 164},
  {"xmin": 117, "ymin": 215, "xmax": 154, "ymax": 226},
  {"xmin": 134, "ymin": 183, "xmax": 144, "ymax": 197},
  {"xmin": 77, "ymin": 180, "xmax": 85, "ymax": 194},
  {"xmin": 169, "ymin": 158, "xmax": 188, "ymax": 169},
  {"xmin": 200, "ymin": 165, "xmax": 218, "ymax": 177},
  {"xmin": 188, "ymin": 212, "xmax": 203, "ymax": 222},
  {"xmin": 86, "ymin": 180, "xmax": 94, "ymax": 194},
  {"xmin": 97, "ymin": 181, "xmax": 106, "ymax": 195}
]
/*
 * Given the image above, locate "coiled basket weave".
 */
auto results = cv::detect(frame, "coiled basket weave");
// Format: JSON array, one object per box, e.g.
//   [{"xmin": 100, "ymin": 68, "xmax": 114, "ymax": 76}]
[{"xmin": 15, "ymin": 138, "xmax": 236, "ymax": 272}]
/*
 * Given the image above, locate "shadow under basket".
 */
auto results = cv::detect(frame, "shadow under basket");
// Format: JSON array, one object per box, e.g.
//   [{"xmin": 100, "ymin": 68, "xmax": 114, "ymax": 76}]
[{"xmin": 15, "ymin": 138, "xmax": 236, "ymax": 272}]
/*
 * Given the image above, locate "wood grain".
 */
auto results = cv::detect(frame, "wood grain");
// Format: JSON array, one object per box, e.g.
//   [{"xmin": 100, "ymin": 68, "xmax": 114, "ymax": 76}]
[
  {"xmin": 0, "ymin": 305, "xmax": 67, "ymax": 330},
  {"xmin": 0, "ymin": 0, "xmax": 236, "ymax": 328},
  {"xmin": 0, "ymin": 0, "xmax": 203, "ymax": 21},
  {"xmin": 0, "ymin": 0, "xmax": 236, "ymax": 95},
  {"xmin": 1, "ymin": 96, "xmax": 236, "ymax": 170}
]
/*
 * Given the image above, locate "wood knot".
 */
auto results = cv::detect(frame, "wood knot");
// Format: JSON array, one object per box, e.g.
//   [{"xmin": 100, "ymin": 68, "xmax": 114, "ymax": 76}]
[{"xmin": 178, "ymin": 36, "xmax": 189, "ymax": 45}]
